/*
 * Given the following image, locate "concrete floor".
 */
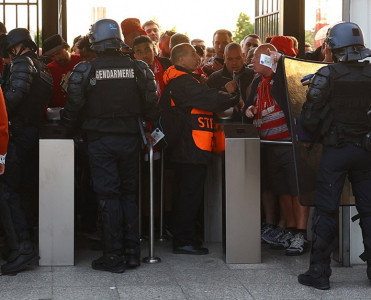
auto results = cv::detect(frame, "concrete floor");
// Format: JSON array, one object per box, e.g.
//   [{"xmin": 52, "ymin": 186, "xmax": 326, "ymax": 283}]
[{"xmin": 0, "ymin": 240, "xmax": 370, "ymax": 300}]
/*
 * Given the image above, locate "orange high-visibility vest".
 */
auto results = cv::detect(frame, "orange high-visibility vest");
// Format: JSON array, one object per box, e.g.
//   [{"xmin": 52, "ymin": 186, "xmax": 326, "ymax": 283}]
[{"xmin": 163, "ymin": 66, "xmax": 214, "ymax": 152}]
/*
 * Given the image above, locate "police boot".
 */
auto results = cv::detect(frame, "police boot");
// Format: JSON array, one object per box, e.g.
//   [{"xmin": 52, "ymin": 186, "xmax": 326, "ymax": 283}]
[
  {"xmin": 360, "ymin": 237, "xmax": 371, "ymax": 281},
  {"xmin": 92, "ymin": 254, "xmax": 125, "ymax": 273},
  {"xmin": 92, "ymin": 199, "xmax": 125, "ymax": 273},
  {"xmin": 1, "ymin": 240, "xmax": 39, "ymax": 275},
  {"xmin": 125, "ymin": 245, "xmax": 140, "ymax": 268},
  {"xmin": 298, "ymin": 262, "xmax": 331, "ymax": 290},
  {"xmin": 298, "ymin": 210, "xmax": 337, "ymax": 290}
]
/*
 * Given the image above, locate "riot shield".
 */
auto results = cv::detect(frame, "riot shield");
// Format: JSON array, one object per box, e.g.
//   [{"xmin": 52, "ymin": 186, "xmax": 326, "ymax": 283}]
[{"xmin": 283, "ymin": 56, "xmax": 355, "ymax": 206}]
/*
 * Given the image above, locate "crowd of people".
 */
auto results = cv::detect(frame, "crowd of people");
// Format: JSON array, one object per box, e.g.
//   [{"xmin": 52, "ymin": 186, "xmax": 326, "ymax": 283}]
[{"xmin": 0, "ymin": 17, "xmax": 370, "ymax": 291}]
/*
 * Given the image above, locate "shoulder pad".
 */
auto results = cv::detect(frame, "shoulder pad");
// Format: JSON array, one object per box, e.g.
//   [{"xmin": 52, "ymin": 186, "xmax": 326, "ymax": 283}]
[
  {"xmin": 134, "ymin": 59, "xmax": 149, "ymax": 71},
  {"xmin": 69, "ymin": 61, "xmax": 91, "ymax": 85},
  {"xmin": 310, "ymin": 72, "xmax": 330, "ymax": 90},
  {"xmin": 73, "ymin": 61, "xmax": 91, "ymax": 73},
  {"xmin": 133, "ymin": 59, "xmax": 155, "ymax": 80},
  {"xmin": 315, "ymin": 66, "xmax": 331, "ymax": 77},
  {"xmin": 10, "ymin": 55, "xmax": 36, "ymax": 75}
]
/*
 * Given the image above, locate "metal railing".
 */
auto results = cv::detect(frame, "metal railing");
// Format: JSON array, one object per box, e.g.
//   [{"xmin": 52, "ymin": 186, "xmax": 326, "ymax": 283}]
[
  {"xmin": 141, "ymin": 142, "xmax": 161, "ymax": 264},
  {"xmin": 0, "ymin": 0, "xmax": 40, "ymax": 47}
]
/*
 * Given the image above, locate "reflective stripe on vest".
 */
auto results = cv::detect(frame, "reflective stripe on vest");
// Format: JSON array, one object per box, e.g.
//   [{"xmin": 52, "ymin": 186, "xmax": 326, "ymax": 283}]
[
  {"xmin": 163, "ymin": 65, "xmax": 215, "ymax": 152},
  {"xmin": 191, "ymin": 108, "xmax": 214, "ymax": 152}
]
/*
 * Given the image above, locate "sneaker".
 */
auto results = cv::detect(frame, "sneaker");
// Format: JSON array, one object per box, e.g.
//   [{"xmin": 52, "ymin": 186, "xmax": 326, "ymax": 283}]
[
  {"xmin": 262, "ymin": 226, "xmax": 285, "ymax": 244},
  {"xmin": 270, "ymin": 230, "xmax": 294, "ymax": 250},
  {"xmin": 285, "ymin": 233, "xmax": 307, "ymax": 256},
  {"xmin": 261, "ymin": 223, "xmax": 274, "ymax": 241}
]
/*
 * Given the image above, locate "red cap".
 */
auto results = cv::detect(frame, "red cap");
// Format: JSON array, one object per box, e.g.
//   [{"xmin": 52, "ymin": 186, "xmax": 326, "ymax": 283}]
[
  {"xmin": 270, "ymin": 36, "xmax": 297, "ymax": 57},
  {"xmin": 120, "ymin": 18, "xmax": 147, "ymax": 37}
]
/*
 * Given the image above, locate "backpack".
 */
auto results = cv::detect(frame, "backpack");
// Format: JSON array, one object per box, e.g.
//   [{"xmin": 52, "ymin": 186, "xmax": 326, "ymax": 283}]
[{"xmin": 158, "ymin": 81, "xmax": 186, "ymax": 153}]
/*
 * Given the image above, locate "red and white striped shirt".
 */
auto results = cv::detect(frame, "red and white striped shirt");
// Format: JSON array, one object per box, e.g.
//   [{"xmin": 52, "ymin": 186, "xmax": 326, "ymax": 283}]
[{"xmin": 253, "ymin": 76, "xmax": 290, "ymax": 141}]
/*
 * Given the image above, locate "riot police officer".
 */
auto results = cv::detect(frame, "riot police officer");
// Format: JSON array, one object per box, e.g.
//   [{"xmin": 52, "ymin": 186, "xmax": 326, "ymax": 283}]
[
  {"xmin": 299, "ymin": 22, "xmax": 371, "ymax": 289},
  {"xmin": 61, "ymin": 19, "xmax": 157, "ymax": 273},
  {"xmin": 0, "ymin": 28, "xmax": 53, "ymax": 275}
]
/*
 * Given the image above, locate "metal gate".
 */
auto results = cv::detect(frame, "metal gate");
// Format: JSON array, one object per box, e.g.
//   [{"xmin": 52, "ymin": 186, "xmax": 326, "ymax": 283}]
[{"xmin": 0, "ymin": 0, "xmax": 40, "ymax": 47}]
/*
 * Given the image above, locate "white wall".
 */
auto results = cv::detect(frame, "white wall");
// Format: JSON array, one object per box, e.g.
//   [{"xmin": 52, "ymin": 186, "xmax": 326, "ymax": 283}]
[{"xmin": 350, "ymin": 0, "xmax": 371, "ymax": 47}]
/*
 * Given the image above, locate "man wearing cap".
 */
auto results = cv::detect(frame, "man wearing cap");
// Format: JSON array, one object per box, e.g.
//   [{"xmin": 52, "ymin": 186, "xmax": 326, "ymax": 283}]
[
  {"xmin": 43, "ymin": 34, "xmax": 82, "ymax": 108},
  {"xmin": 120, "ymin": 18, "xmax": 147, "ymax": 50},
  {"xmin": 270, "ymin": 35, "xmax": 297, "ymax": 57},
  {"xmin": 159, "ymin": 30, "xmax": 175, "ymax": 58}
]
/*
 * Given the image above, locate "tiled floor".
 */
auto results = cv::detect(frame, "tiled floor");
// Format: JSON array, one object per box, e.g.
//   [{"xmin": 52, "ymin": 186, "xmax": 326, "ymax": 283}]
[{"xmin": 0, "ymin": 239, "xmax": 370, "ymax": 300}]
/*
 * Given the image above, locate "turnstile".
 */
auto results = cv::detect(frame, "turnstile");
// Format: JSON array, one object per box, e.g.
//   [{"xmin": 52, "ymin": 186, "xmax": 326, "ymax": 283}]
[
  {"xmin": 205, "ymin": 124, "xmax": 261, "ymax": 264},
  {"xmin": 39, "ymin": 139, "xmax": 74, "ymax": 266}
]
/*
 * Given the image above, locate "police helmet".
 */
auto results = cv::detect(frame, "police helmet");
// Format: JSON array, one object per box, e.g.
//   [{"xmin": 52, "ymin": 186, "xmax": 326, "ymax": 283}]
[
  {"xmin": 325, "ymin": 22, "xmax": 365, "ymax": 50},
  {"xmin": 89, "ymin": 19, "xmax": 126, "ymax": 51},
  {"xmin": 6, "ymin": 28, "xmax": 37, "ymax": 52}
]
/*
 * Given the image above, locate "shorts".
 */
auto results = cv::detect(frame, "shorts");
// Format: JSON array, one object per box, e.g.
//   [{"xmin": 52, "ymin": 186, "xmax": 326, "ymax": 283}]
[{"xmin": 261, "ymin": 144, "xmax": 298, "ymax": 196}]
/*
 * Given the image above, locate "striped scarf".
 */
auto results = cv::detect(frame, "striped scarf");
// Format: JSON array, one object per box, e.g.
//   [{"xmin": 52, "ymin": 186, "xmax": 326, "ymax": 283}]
[{"xmin": 253, "ymin": 76, "xmax": 290, "ymax": 141}]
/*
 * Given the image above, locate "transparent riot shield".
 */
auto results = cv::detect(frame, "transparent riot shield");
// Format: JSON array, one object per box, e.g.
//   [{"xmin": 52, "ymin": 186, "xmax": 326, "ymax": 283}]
[{"xmin": 283, "ymin": 57, "xmax": 355, "ymax": 206}]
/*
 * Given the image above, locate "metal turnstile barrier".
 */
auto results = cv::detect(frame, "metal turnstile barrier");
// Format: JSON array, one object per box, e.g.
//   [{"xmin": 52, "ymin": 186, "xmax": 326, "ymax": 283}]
[
  {"xmin": 39, "ymin": 139, "xmax": 74, "ymax": 266},
  {"xmin": 223, "ymin": 124, "xmax": 261, "ymax": 264}
]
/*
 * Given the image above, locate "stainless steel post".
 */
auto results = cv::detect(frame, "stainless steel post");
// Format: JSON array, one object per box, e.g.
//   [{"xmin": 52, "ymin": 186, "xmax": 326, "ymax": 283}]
[
  {"xmin": 260, "ymin": 140, "xmax": 293, "ymax": 145},
  {"xmin": 158, "ymin": 148, "xmax": 167, "ymax": 241},
  {"xmin": 138, "ymin": 155, "xmax": 143, "ymax": 241},
  {"xmin": 143, "ymin": 143, "xmax": 161, "ymax": 263}
]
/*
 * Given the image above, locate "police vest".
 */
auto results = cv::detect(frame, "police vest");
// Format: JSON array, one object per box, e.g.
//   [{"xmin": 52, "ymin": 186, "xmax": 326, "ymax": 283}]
[
  {"xmin": 14, "ymin": 54, "xmax": 53, "ymax": 125},
  {"xmin": 163, "ymin": 66, "xmax": 214, "ymax": 152},
  {"xmin": 328, "ymin": 62, "xmax": 371, "ymax": 141},
  {"xmin": 86, "ymin": 55, "xmax": 142, "ymax": 120}
]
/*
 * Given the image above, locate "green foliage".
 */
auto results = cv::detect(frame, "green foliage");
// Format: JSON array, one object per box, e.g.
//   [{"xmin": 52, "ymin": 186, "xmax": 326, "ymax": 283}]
[
  {"xmin": 35, "ymin": 29, "xmax": 42, "ymax": 48},
  {"xmin": 233, "ymin": 12, "xmax": 254, "ymax": 44},
  {"xmin": 305, "ymin": 29, "xmax": 315, "ymax": 46},
  {"xmin": 151, "ymin": 16, "xmax": 176, "ymax": 36}
]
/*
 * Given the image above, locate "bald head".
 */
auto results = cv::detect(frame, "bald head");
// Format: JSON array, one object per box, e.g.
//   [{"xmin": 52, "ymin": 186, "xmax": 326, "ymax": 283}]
[
  {"xmin": 169, "ymin": 33, "xmax": 190, "ymax": 49},
  {"xmin": 171, "ymin": 43, "xmax": 198, "ymax": 72},
  {"xmin": 254, "ymin": 43, "xmax": 277, "ymax": 56},
  {"xmin": 251, "ymin": 43, "xmax": 277, "ymax": 76}
]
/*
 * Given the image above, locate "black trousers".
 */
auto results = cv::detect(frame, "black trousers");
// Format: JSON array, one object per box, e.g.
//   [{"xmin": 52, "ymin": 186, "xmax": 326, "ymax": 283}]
[
  {"xmin": 172, "ymin": 163, "xmax": 207, "ymax": 246},
  {"xmin": 0, "ymin": 126, "xmax": 39, "ymax": 248},
  {"xmin": 311, "ymin": 144, "xmax": 371, "ymax": 264},
  {"xmin": 88, "ymin": 135, "xmax": 139, "ymax": 253}
]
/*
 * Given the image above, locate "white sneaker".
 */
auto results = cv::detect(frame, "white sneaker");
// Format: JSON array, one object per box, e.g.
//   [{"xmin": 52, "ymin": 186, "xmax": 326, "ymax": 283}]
[{"xmin": 285, "ymin": 232, "xmax": 307, "ymax": 256}]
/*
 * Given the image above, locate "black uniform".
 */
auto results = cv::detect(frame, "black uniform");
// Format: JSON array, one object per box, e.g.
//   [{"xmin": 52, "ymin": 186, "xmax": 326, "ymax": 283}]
[
  {"xmin": 299, "ymin": 56, "xmax": 371, "ymax": 288},
  {"xmin": 61, "ymin": 51, "xmax": 157, "ymax": 271},
  {"xmin": 0, "ymin": 51, "xmax": 53, "ymax": 275}
]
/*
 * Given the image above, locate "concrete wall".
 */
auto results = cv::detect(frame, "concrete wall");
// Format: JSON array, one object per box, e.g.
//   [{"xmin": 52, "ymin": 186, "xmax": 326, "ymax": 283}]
[{"xmin": 346, "ymin": 0, "xmax": 371, "ymax": 46}]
